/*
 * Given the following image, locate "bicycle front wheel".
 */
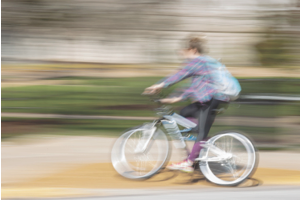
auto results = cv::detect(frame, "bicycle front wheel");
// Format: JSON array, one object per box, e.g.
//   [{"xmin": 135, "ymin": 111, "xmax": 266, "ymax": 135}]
[
  {"xmin": 111, "ymin": 125, "xmax": 170, "ymax": 179},
  {"xmin": 199, "ymin": 132, "xmax": 258, "ymax": 186}
]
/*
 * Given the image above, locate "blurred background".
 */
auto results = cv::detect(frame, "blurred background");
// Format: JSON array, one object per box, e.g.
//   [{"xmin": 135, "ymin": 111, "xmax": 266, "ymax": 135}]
[{"xmin": 2, "ymin": 0, "xmax": 300, "ymax": 198}]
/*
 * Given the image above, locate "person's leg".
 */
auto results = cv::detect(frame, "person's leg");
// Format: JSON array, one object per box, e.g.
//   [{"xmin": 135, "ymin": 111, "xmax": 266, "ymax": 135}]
[
  {"xmin": 168, "ymin": 100, "xmax": 222, "ymax": 172},
  {"xmin": 196, "ymin": 99, "xmax": 220, "ymax": 141},
  {"xmin": 167, "ymin": 102, "xmax": 200, "ymax": 172},
  {"xmin": 179, "ymin": 102, "xmax": 200, "ymax": 118},
  {"xmin": 188, "ymin": 99, "xmax": 221, "ymax": 162},
  {"xmin": 178, "ymin": 102, "xmax": 200, "ymax": 156}
]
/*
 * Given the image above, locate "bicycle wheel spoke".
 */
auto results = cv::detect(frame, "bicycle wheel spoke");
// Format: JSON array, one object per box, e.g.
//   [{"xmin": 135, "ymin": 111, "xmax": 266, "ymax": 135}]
[
  {"xmin": 223, "ymin": 163, "xmax": 237, "ymax": 179},
  {"xmin": 227, "ymin": 136, "xmax": 233, "ymax": 153},
  {"xmin": 200, "ymin": 132, "xmax": 257, "ymax": 186},
  {"xmin": 127, "ymin": 139, "xmax": 137, "ymax": 150},
  {"xmin": 113, "ymin": 127, "xmax": 169, "ymax": 179}
]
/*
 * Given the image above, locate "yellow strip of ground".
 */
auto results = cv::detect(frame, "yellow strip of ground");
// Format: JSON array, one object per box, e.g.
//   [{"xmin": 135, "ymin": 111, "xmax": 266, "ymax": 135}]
[{"xmin": 2, "ymin": 163, "xmax": 300, "ymax": 198}]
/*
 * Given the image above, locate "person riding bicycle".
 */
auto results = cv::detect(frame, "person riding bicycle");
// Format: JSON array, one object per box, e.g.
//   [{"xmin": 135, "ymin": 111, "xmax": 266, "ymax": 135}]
[{"xmin": 144, "ymin": 35, "xmax": 237, "ymax": 173}]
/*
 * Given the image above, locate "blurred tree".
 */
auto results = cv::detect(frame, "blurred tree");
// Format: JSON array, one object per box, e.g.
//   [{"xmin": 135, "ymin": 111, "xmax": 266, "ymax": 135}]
[
  {"xmin": 2, "ymin": 0, "xmax": 179, "ymax": 63},
  {"xmin": 2, "ymin": 0, "xmax": 178, "ymax": 32},
  {"xmin": 255, "ymin": 0, "xmax": 300, "ymax": 66},
  {"xmin": 255, "ymin": 30, "xmax": 293, "ymax": 66}
]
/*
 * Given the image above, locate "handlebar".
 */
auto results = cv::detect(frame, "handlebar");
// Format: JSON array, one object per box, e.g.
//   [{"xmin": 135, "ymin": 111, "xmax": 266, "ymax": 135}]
[
  {"xmin": 142, "ymin": 88, "xmax": 175, "ymax": 115},
  {"xmin": 142, "ymin": 88, "xmax": 166, "ymax": 104}
]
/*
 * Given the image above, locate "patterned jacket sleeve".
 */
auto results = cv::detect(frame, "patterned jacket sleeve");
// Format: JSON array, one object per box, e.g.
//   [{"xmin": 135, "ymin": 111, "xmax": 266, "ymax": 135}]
[{"xmin": 162, "ymin": 59, "xmax": 202, "ymax": 88}]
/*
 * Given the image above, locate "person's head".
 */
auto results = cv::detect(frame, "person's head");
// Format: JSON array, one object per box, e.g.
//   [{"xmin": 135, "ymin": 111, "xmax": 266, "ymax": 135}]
[{"xmin": 182, "ymin": 34, "xmax": 207, "ymax": 59}]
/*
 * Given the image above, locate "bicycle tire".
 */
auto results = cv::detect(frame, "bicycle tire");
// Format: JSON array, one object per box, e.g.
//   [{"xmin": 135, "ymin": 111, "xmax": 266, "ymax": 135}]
[
  {"xmin": 199, "ymin": 131, "xmax": 258, "ymax": 186},
  {"xmin": 111, "ymin": 124, "xmax": 171, "ymax": 179}
]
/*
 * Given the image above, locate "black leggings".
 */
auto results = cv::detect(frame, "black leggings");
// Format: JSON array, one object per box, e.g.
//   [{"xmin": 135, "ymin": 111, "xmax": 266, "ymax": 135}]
[{"xmin": 180, "ymin": 99, "xmax": 222, "ymax": 142}]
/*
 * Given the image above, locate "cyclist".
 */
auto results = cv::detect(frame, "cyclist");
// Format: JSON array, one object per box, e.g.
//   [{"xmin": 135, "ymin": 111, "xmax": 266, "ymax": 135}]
[{"xmin": 144, "ymin": 36, "xmax": 231, "ymax": 173}]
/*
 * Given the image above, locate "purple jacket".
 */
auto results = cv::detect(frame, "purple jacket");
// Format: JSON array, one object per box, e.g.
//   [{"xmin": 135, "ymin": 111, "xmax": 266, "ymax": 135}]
[{"xmin": 161, "ymin": 56, "xmax": 230, "ymax": 103}]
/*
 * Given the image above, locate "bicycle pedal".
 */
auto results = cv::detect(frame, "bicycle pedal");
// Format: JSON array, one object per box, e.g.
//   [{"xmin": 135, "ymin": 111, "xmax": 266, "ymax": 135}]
[{"xmin": 182, "ymin": 135, "xmax": 197, "ymax": 141}]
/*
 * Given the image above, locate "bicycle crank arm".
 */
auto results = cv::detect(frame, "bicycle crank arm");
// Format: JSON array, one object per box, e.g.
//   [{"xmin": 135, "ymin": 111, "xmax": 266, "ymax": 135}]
[
  {"xmin": 195, "ymin": 143, "xmax": 233, "ymax": 162},
  {"xmin": 195, "ymin": 153, "xmax": 233, "ymax": 162}
]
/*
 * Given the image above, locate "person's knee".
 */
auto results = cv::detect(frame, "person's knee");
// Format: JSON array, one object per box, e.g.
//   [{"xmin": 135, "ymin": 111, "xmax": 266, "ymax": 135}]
[{"xmin": 180, "ymin": 109, "xmax": 187, "ymax": 117}]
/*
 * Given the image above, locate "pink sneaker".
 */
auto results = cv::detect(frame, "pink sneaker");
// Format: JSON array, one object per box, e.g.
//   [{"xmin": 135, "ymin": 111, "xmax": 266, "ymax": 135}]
[{"xmin": 166, "ymin": 160, "xmax": 194, "ymax": 172}]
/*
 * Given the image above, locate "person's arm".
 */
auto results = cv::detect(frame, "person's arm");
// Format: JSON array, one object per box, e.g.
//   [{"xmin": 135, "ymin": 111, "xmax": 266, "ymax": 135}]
[
  {"xmin": 159, "ymin": 96, "xmax": 182, "ymax": 104},
  {"xmin": 143, "ymin": 82, "xmax": 165, "ymax": 95},
  {"xmin": 162, "ymin": 62, "xmax": 198, "ymax": 88},
  {"xmin": 143, "ymin": 59, "xmax": 203, "ymax": 95}
]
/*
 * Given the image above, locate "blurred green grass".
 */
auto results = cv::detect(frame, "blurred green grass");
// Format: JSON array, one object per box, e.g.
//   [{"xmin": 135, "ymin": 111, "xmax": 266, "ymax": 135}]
[
  {"xmin": 2, "ymin": 77, "xmax": 300, "ymax": 145},
  {"xmin": 2, "ymin": 77, "xmax": 300, "ymax": 117},
  {"xmin": 1, "ymin": 117, "xmax": 148, "ymax": 139},
  {"xmin": 1, "ymin": 117, "xmax": 280, "ymax": 146}
]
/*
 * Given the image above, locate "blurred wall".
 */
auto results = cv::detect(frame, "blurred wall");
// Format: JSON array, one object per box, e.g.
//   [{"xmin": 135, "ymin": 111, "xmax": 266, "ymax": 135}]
[{"xmin": 2, "ymin": 0, "xmax": 300, "ymax": 65}]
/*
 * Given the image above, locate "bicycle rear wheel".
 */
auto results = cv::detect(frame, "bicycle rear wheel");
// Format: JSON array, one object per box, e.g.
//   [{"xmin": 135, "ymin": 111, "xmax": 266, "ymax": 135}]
[
  {"xmin": 111, "ymin": 125, "xmax": 170, "ymax": 179},
  {"xmin": 199, "ymin": 132, "xmax": 258, "ymax": 186}
]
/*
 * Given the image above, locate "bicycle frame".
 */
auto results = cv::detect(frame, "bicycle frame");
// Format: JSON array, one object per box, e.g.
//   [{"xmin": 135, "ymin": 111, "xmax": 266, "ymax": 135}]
[{"xmin": 135, "ymin": 112, "xmax": 230, "ymax": 163}]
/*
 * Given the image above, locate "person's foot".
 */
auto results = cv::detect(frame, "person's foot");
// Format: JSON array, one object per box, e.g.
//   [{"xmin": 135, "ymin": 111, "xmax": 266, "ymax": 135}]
[
  {"xmin": 166, "ymin": 159, "xmax": 194, "ymax": 172},
  {"xmin": 180, "ymin": 166, "xmax": 194, "ymax": 173},
  {"xmin": 183, "ymin": 134, "xmax": 197, "ymax": 141}
]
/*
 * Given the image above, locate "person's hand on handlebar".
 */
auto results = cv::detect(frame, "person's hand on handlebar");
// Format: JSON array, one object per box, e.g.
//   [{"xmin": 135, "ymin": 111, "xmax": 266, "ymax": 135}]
[
  {"xmin": 143, "ymin": 82, "xmax": 165, "ymax": 95},
  {"xmin": 159, "ymin": 96, "xmax": 182, "ymax": 104}
]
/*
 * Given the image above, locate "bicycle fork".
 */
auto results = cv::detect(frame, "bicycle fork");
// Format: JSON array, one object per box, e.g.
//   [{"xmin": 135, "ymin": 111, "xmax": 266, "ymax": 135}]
[{"xmin": 134, "ymin": 123, "xmax": 157, "ymax": 154}]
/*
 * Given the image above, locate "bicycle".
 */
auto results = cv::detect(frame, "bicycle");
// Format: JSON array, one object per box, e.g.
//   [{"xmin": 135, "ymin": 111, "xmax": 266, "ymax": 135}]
[{"xmin": 111, "ymin": 94, "xmax": 258, "ymax": 186}]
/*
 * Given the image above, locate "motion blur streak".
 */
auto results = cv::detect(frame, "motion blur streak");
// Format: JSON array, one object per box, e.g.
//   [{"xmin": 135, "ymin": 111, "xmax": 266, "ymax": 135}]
[
  {"xmin": 2, "ymin": 0, "xmax": 300, "ymax": 65},
  {"xmin": 1, "ymin": 0, "xmax": 300, "ymax": 199}
]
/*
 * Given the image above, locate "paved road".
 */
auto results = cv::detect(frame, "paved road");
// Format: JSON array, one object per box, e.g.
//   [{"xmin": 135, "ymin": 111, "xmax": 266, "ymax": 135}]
[
  {"xmin": 2, "ymin": 136, "xmax": 300, "ymax": 185},
  {"xmin": 2, "ymin": 136, "xmax": 300, "ymax": 199},
  {"xmin": 24, "ymin": 186, "xmax": 300, "ymax": 200}
]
